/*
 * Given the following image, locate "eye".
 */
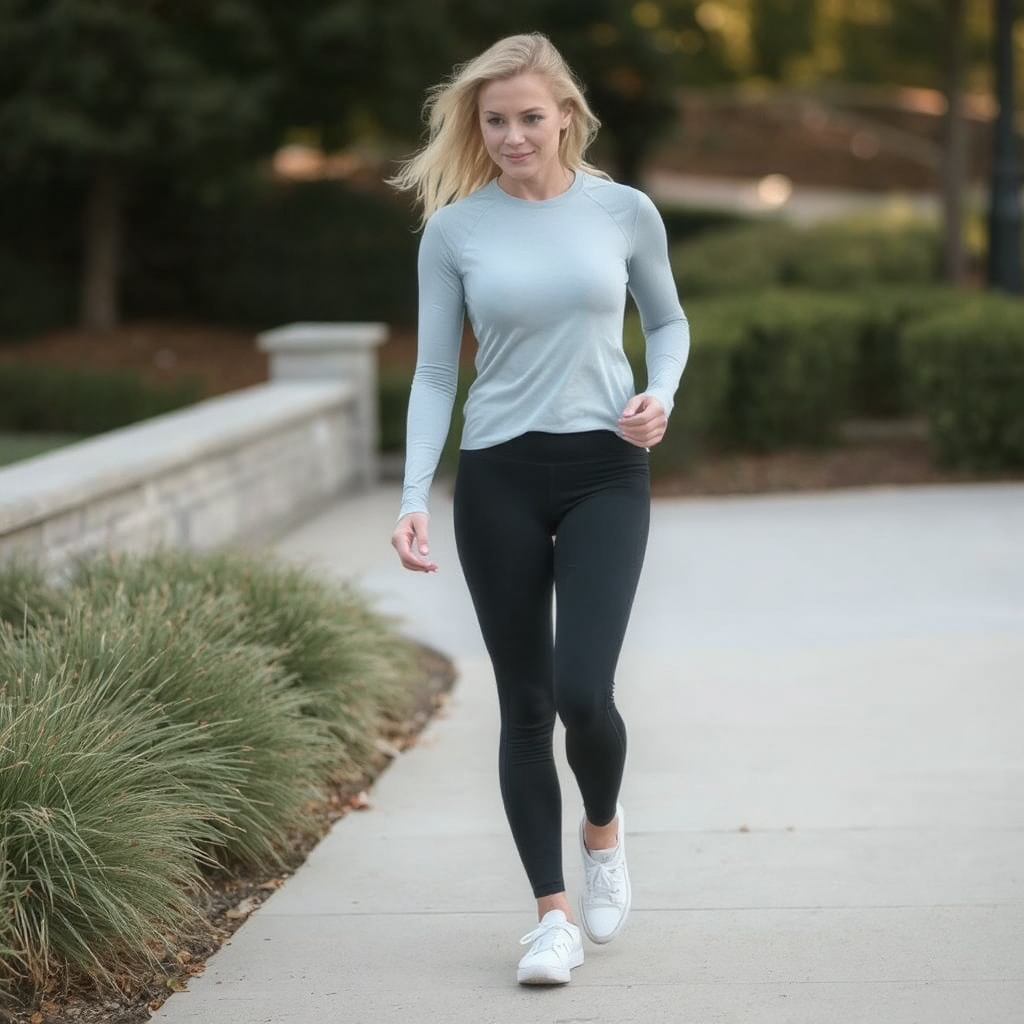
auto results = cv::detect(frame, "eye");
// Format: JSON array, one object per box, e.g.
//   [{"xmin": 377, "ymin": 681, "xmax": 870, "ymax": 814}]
[
  {"xmin": 525, "ymin": 114, "xmax": 544, "ymax": 124},
  {"xmin": 486, "ymin": 116, "xmax": 503, "ymax": 126}
]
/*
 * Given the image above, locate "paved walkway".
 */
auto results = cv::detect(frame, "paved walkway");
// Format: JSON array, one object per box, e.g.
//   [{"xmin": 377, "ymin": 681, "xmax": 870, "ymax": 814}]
[{"xmin": 155, "ymin": 482, "xmax": 1024, "ymax": 1024}]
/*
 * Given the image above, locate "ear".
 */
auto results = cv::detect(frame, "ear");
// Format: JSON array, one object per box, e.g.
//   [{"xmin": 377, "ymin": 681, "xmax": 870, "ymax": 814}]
[{"xmin": 560, "ymin": 100, "xmax": 573, "ymax": 132}]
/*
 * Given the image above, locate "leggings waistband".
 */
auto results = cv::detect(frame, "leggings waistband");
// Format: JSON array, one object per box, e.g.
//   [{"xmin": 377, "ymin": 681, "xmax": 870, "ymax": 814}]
[{"xmin": 463, "ymin": 430, "xmax": 644, "ymax": 464}]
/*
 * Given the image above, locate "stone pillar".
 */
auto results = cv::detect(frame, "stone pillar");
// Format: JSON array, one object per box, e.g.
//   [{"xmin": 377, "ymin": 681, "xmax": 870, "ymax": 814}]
[{"xmin": 257, "ymin": 322, "xmax": 388, "ymax": 487}]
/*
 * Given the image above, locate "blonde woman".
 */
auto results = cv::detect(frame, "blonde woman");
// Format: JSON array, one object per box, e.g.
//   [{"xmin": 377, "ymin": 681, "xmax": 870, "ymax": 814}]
[{"xmin": 390, "ymin": 33, "xmax": 689, "ymax": 986}]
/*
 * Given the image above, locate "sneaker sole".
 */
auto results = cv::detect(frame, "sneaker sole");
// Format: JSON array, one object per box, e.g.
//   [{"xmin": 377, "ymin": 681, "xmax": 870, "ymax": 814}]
[{"xmin": 517, "ymin": 950, "xmax": 584, "ymax": 986}]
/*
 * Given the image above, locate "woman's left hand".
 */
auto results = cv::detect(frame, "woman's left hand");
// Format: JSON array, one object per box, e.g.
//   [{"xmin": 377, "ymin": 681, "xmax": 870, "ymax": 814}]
[{"xmin": 618, "ymin": 394, "xmax": 667, "ymax": 447}]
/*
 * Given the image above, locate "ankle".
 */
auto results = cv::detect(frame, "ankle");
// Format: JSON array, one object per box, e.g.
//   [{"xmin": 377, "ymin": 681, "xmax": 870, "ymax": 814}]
[
  {"xmin": 537, "ymin": 892, "xmax": 573, "ymax": 922},
  {"xmin": 584, "ymin": 815, "xmax": 619, "ymax": 853}
]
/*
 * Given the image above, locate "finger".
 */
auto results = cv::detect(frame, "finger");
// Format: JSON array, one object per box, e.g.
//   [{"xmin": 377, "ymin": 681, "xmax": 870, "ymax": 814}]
[
  {"xmin": 619, "ymin": 394, "xmax": 647, "ymax": 420},
  {"xmin": 392, "ymin": 516, "xmax": 438, "ymax": 573}
]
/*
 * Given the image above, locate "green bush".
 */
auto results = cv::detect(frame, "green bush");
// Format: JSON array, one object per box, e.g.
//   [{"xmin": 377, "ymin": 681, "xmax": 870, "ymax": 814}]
[
  {"xmin": 0, "ymin": 366, "xmax": 201, "ymax": 434},
  {"xmin": 69, "ymin": 549, "xmax": 414, "ymax": 771},
  {"xmin": 377, "ymin": 364, "xmax": 475, "ymax": 475},
  {"xmin": 191, "ymin": 179, "xmax": 419, "ymax": 328},
  {"xmin": 783, "ymin": 216, "xmax": 941, "ymax": 290},
  {"xmin": 904, "ymin": 294, "xmax": 1024, "ymax": 469},
  {"xmin": 0, "ymin": 559, "xmax": 65, "ymax": 633},
  {"xmin": 0, "ymin": 660, "xmax": 218, "ymax": 996},
  {"xmin": 0, "ymin": 547, "xmax": 420, "ymax": 1002},
  {"xmin": 672, "ymin": 214, "xmax": 941, "ymax": 299},
  {"xmin": 657, "ymin": 205, "xmax": 751, "ymax": 246},
  {"xmin": 0, "ymin": 250, "xmax": 76, "ymax": 341},
  {"xmin": 3, "ymin": 587, "xmax": 333, "ymax": 867},
  {"xmin": 624, "ymin": 301, "xmax": 742, "ymax": 471},
  {"xmin": 673, "ymin": 220, "xmax": 796, "ymax": 297},
  {"xmin": 844, "ymin": 285, "xmax": 965, "ymax": 417},
  {"xmin": 721, "ymin": 290, "xmax": 863, "ymax": 450}
]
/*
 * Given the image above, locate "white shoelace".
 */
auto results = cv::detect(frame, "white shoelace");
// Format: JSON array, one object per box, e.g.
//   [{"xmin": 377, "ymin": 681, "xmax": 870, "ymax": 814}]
[
  {"xmin": 520, "ymin": 919, "xmax": 576, "ymax": 955},
  {"xmin": 584, "ymin": 856, "xmax": 625, "ymax": 904}
]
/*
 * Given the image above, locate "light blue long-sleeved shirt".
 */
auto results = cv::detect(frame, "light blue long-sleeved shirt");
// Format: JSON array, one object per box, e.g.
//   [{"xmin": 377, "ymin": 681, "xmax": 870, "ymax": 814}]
[{"xmin": 399, "ymin": 170, "xmax": 690, "ymax": 518}]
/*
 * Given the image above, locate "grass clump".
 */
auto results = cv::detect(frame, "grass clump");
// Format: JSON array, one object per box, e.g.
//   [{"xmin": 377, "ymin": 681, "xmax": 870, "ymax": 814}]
[
  {"xmin": 0, "ymin": 660, "xmax": 220, "ymax": 998},
  {"xmin": 3, "ymin": 587, "xmax": 334, "ymax": 868},
  {"xmin": 0, "ymin": 546, "xmax": 421, "ymax": 1005},
  {"xmin": 69, "ymin": 549, "xmax": 415, "ymax": 769}
]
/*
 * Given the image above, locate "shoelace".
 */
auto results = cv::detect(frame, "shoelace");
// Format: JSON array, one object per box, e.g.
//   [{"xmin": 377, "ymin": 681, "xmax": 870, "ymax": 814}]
[
  {"xmin": 520, "ymin": 919, "xmax": 576, "ymax": 954},
  {"xmin": 584, "ymin": 857, "xmax": 624, "ymax": 904}
]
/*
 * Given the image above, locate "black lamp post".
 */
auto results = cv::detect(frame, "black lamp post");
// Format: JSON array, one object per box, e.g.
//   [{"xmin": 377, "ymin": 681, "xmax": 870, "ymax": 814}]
[{"xmin": 987, "ymin": 0, "xmax": 1023, "ymax": 292}]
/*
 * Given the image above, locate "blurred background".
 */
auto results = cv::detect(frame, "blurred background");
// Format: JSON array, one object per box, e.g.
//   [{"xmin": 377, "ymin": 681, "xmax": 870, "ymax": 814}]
[{"xmin": 0, "ymin": 0, "xmax": 1022, "ymax": 481}]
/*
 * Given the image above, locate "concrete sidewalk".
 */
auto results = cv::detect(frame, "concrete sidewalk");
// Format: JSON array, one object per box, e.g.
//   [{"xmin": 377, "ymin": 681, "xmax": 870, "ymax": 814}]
[{"xmin": 155, "ymin": 483, "xmax": 1024, "ymax": 1024}]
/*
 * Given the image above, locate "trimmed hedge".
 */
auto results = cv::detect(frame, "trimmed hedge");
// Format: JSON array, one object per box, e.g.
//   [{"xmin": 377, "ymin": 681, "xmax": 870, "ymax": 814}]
[
  {"xmin": 905, "ymin": 294, "xmax": 1024, "ymax": 469},
  {"xmin": 626, "ymin": 290, "xmax": 862, "ymax": 456},
  {"xmin": 845, "ymin": 285, "xmax": 966, "ymax": 417},
  {"xmin": 188, "ymin": 179, "xmax": 420, "ymax": 328},
  {"xmin": 673, "ymin": 214, "xmax": 942, "ymax": 298},
  {"xmin": 0, "ymin": 365, "xmax": 202, "ymax": 434}
]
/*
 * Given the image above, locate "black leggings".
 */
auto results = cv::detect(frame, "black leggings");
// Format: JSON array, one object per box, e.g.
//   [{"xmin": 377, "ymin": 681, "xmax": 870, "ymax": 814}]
[{"xmin": 453, "ymin": 430, "xmax": 650, "ymax": 898}]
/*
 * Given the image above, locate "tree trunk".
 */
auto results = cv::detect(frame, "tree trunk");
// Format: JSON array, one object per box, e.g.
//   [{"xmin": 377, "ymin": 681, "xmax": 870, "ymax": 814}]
[
  {"xmin": 80, "ymin": 158, "xmax": 123, "ymax": 332},
  {"xmin": 940, "ymin": 0, "xmax": 968, "ymax": 283},
  {"xmin": 987, "ymin": 0, "xmax": 1023, "ymax": 292}
]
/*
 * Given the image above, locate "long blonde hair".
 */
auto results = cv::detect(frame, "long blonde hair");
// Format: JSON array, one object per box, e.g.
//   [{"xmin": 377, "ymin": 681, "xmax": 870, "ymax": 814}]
[{"xmin": 388, "ymin": 33, "xmax": 608, "ymax": 225}]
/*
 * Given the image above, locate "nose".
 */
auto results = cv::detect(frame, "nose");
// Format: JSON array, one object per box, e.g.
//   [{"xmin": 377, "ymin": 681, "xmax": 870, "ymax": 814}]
[{"xmin": 505, "ymin": 122, "xmax": 525, "ymax": 145}]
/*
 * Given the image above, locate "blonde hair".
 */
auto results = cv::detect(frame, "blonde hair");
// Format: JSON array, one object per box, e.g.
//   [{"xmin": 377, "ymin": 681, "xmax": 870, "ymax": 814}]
[{"xmin": 388, "ymin": 33, "xmax": 608, "ymax": 224}]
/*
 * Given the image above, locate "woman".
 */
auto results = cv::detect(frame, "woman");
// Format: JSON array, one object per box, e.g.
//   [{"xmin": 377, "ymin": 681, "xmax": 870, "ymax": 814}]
[{"xmin": 389, "ymin": 32, "xmax": 689, "ymax": 986}]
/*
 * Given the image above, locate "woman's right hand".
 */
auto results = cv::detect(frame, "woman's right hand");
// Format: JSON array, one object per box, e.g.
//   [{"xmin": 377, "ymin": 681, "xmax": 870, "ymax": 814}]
[{"xmin": 391, "ymin": 512, "xmax": 438, "ymax": 573}]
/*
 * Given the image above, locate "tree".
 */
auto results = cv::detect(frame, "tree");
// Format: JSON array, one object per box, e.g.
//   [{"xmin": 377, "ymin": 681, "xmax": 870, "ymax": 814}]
[
  {"xmin": 0, "ymin": 0, "xmax": 282, "ymax": 331},
  {"xmin": 987, "ymin": 0, "xmax": 1023, "ymax": 292},
  {"xmin": 941, "ymin": 0, "xmax": 969, "ymax": 283}
]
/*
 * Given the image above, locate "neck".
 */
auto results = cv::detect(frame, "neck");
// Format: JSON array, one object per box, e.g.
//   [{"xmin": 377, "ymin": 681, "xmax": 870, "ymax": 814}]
[{"xmin": 498, "ymin": 166, "xmax": 575, "ymax": 202}]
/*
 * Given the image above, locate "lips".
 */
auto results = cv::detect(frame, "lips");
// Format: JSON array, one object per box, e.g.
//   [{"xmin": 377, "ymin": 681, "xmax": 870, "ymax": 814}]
[{"xmin": 504, "ymin": 152, "xmax": 532, "ymax": 162}]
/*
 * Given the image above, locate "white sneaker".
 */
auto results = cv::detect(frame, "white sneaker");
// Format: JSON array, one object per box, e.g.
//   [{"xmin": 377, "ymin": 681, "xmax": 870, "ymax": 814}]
[
  {"xmin": 578, "ymin": 803, "xmax": 631, "ymax": 944},
  {"xmin": 516, "ymin": 910, "xmax": 584, "ymax": 985}
]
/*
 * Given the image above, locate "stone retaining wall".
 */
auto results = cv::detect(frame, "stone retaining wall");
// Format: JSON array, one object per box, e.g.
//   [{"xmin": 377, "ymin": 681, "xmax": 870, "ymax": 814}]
[{"xmin": 0, "ymin": 322, "xmax": 386, "ymax": 571}]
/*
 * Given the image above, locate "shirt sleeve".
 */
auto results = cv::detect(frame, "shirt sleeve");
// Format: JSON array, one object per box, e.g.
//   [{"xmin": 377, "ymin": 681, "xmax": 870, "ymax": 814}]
[
  {"xmin": 398, "ymin": 213, "xmax": 465, "ymax": 519},
  {"xmin": 626, "ymin": 192, "xmax": 690, "ymax": 417}
]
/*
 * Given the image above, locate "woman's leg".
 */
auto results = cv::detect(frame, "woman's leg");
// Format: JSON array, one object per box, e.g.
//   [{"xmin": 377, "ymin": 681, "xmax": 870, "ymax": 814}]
[
  {"xmin": 551, "ymin": 456, "xmax": 650, "ymax": 831},
  {"xmin": 453, "ymin": 450, "xmax": 567, "ymax": 902}
]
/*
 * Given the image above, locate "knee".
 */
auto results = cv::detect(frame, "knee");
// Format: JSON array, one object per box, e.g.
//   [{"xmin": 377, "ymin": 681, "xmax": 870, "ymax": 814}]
[{"xmin": 554, "ymin": 682, "xmax": 606, "ymax": 734}]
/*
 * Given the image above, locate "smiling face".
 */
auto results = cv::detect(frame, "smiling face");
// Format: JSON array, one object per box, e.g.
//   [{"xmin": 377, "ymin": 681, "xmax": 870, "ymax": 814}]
[{"xmin": 477, "ymin": 72, "xmax": 573, "ymax": 197}]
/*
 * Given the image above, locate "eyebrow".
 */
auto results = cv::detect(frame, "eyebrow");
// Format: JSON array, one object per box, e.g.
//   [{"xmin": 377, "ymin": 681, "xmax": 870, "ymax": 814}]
[{"xmin": 482, "ymin": 107, "xmax": 546, "ymax": 115}]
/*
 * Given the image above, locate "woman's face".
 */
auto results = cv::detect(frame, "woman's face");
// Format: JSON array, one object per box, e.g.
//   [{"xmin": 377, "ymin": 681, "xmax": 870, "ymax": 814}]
[{"xmin": 477, "ymin": 72, "xmax": 571, "ymax": 189}]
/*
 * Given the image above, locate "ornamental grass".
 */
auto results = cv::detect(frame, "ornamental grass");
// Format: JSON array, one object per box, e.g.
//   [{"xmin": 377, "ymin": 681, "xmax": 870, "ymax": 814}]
[{"xmin": 0, "ymin": 546, "xmax": 418, "ymax": 1005}]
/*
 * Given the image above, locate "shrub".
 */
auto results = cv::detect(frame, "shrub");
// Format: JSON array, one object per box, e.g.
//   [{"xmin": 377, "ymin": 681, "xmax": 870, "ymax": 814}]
[
  {"xmin": 784, "ymin": 215, "xmax": 941, "ymax": 290},
  {"xmin": 0, "ymin": 661, "xmax": 218, "ymax": 998},
  {"xmin": 0, "ymin": 366, "xmax": 201, "ymax": 434},
  {"xmin": 68, "ymin": 549, "xmax": 414, "ymax": 772},
  {"xmin": 673, "ymin": 220, "xmax": 796, "ymax": 297},
  {"xmin": 657, "ymin": 205, "xmax": 751, "ymax": 246},
  {"xmin": 377, "ymin": 364, "xmax": 475, "ymax": 476},
  {"xmin": 191, "ymin": 179, "xmax": 419, "ymax": 328},
  {"xmin": 624, "ymin": 301, "xmax": 742, "ymax": 472},
  {"xmin": 721, "ymin": 290, "xmax": 863, "ymax": 450},
  {"xmin": 0, "ymin": 559, "xmax": 65, "ymax": 633},
  {"xmin": 904, "ymin": 294, "xmax": 1024, "ymax": 469},
  {"xmin": 0, "ymin": 250, "xmax": 76, "ymax": 341},
  {"xmin": 2, "ymin": 587, "xmax": 333, "ymax": 867},
  {"xmin": 672, "ymin": 214, "xmax": 941, "ymax": 299},
  {"xmin": 844, "ymin": 285, "xmax": 965, "ymax": 417}
]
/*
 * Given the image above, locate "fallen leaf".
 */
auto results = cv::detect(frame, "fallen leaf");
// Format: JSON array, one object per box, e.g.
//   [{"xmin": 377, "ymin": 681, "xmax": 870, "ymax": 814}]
[
  {"xmin": 225, "ymin": 896, "xmax": 260, "ymax": 920},
  {"xmin": 349, "ymin": 791, "xmax": 372, "ymax": 810}
]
